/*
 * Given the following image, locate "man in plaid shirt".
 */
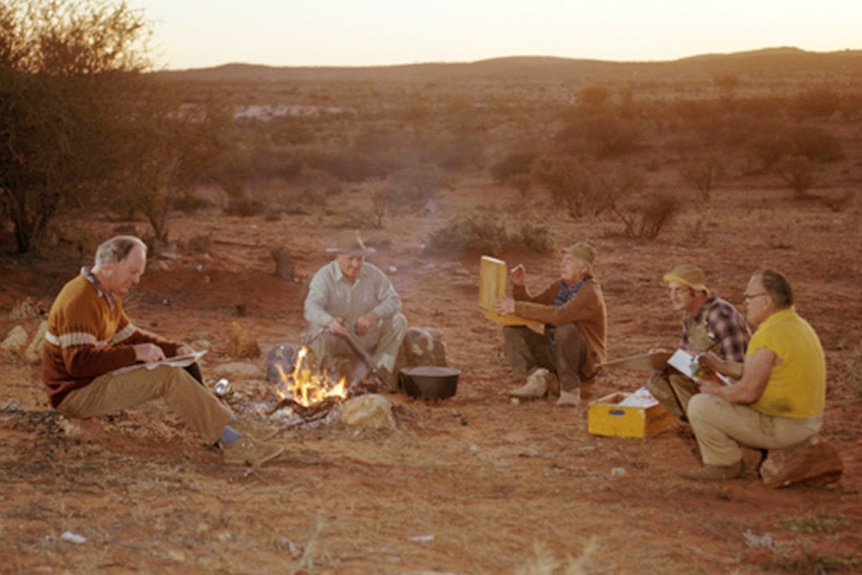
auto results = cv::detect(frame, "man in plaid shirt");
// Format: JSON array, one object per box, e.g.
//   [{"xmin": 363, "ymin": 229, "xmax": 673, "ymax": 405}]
[{"xmin": 648, "ymin": 264, "xmax": 751, "ymax": 423}]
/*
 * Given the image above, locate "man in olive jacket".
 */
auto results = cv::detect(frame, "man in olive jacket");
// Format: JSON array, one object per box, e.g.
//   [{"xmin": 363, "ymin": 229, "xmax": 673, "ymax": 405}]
[{"xmin": 495, "ymin": 241, "xmax": 607, "ymax": 407}]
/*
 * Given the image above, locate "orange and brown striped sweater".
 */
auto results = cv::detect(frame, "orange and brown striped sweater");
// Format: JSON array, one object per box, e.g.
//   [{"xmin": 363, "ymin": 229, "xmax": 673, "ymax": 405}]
[{"xmin": 42, "ymin": 272, "xmax": 179, "ymax": 408}]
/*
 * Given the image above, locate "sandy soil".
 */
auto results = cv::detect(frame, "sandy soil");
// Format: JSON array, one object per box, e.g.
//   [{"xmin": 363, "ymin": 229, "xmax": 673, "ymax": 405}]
[{"xmin": 1, "ymin": 180, "xmax": 861, "ymax": 574}]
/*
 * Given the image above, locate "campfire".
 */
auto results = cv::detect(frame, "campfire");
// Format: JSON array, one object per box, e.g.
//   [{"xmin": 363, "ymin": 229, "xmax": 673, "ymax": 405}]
[
  {"xmin": 275, "ymin": 347, "xmax": 347, "ymax": 407},
  {"xmin": 266, "ymin": 347, "xmax": 350, "ymax": 423}
]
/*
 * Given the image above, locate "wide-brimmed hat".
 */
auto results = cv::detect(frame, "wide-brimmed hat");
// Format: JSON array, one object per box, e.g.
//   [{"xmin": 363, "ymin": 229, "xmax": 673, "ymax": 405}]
[
  {"xmin": 326, "ymin": 230, "xmax": 376, "ymax": 257},
  {"xmin": 560, "ymin": 241, "xmax": 597, "ymax": 267},
  {"xmin": 663, "ymin": 264, "xmax": 708, "ymax": 292}
]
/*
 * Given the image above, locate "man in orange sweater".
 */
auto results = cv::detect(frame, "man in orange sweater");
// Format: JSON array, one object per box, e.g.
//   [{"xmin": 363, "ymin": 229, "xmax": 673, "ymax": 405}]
[{"xmin": 43, "ymin": 235, "xmax": 282, "ymax": 467}]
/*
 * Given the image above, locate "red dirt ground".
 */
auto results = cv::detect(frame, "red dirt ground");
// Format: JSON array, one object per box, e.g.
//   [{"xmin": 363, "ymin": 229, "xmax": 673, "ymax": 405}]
[{"xmin": 1, "ymin": 179, "xmax": 861, "ymax": 574}]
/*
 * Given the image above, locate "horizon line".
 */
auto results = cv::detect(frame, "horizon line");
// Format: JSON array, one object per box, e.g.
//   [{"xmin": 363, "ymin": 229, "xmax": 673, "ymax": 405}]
[{"xmin": 153, "ymin": 46, "xmax": 862, "ymax": 73}]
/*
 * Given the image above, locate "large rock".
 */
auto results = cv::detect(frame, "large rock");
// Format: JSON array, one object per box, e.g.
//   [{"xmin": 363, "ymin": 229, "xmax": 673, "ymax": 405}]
[
  {"xmin": 760, "ymin": 435, "xmax": 843, "ymax": 488},
  {"xmin": 1, "ymin": 325, "xmax": 29, "ymax": 356},
  {"xmin": 397, "ymin": 326, "xmax": 448, "ymax": 369},
  {"xmin": 340, "ymin": 394, "xmax": 396, "ymax": 430},
  {"xmin": 227, "ymin": 321, "xmax": 260, "ymax": 359},
  {"xmin": 24, "ymin": 320, "xmax": 48, "ymax": 364},
  {"xmin": 265, "ymin": 343, "xmax": 296, "ymax": 383}
]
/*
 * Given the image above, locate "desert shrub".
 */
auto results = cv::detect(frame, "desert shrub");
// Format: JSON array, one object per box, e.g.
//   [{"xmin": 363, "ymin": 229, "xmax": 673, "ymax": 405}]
[
  {"xmin": 425, "ymin": 214, "xmax": 551, "ymax": 256},
  {"xmin": 346, "ymin": 179, "xmax": 393, "ymax": 229},
  {"xmin": 554, "ymin": 112, "xmax": 640, "ymax": 158},
  {"xmin": 532, "ymin": 155, "xmax": 601, "ymax": 218},
  {"xmin": 731, "ymin": 95, "xmax": 787, "ymax": 120},
  {"xmin": 296, "ymin": 166, "xmax": 343, "ymax": 197},
  {"xmin": 680, "ymin": 155, "xmax": 726, "ymax": 203},
  {"xmin": 819, "ymin": 190, "xmax": 854, "ymax": 213},
  {"xmin": 773, "ymin": 155, "xmax": 818, "ymax": 198},
  {"xmin": 173, "ymin": 193, "xmax": 214, "ymax": 213},
  {"xmin": 516, "ymin": 222, "xmax": 553, "ymax": 253},
  {"xmin": 611, "ymin": 191, "xmax": 683, "ymax": 241},
  {"xmin": 577, "ymin": 85, "xmax": 613, "ymax": 112},
  {"xmin": 491, "ymin": 150, "xmax": 540, "ymax": 198},
  {"xmin": 785, "ymin": 124, "xmax": 845, "ymax": 163},
  {"xmin": 224, "ymin": 197, "xmax": 265, "ymax": 217},
  {"xmin": 747, "ymin": 130, "xmax": 795, "ymax": 172},
  {"xmin": 793, "ymin": 86, "xmax": 842, "ymax": 120},
  {"xmin": 491, "ymin": 151, "xmax": 539, "ymax": 184}
]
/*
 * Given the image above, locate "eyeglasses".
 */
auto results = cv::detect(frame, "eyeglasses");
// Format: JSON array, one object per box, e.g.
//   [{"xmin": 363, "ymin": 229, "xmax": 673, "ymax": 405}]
[{"xmin": 744, "ymin": 292, "xmax": 767, "ymax": 302}]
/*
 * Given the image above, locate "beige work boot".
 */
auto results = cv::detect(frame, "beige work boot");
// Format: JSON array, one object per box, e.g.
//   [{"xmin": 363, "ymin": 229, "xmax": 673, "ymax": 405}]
[
  {"xmin": 230, "ymin": 419, "xmax": 281, "ymax": 441},
  {"xmin": 682, "ymin": 461, "xmax": 743, "ymax": 481},
  {"xmin": 221, "ymin": 435, "xmax": 284, "ymax": 467},
  {"xmin": 509, "ymin": 368, "xmax": 550, "ymax": 399},
  {"xmin": 555, "ymin": 390, "xmax": 581, "ymax": 407}
]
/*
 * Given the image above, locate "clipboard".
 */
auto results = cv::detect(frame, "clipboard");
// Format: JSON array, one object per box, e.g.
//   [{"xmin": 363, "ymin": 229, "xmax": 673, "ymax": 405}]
[{"xmin": 478, "ymin": 256, "xmax": 538, "ymax": 326}]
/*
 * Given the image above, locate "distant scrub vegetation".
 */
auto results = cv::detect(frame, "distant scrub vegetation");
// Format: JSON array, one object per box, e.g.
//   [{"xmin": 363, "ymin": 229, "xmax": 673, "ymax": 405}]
[{"xmin": 1, "ymin": 2, "xmax": 860, "ymax": 254}]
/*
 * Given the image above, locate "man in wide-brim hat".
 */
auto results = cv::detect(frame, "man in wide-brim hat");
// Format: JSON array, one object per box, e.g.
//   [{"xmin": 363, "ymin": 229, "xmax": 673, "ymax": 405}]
[
  {"xmin": 303, "ymin": 230, "xmax": 407, "ymax": 388},
  {"xmin": 647, "ymin": 264, "xmax": 751, "ymax": 425}
]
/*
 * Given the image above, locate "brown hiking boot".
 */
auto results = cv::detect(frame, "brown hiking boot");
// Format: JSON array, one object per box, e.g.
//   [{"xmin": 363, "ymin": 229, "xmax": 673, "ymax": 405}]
[
  {"xmin": 221, "ymin": 435, "xmax": 284, "ymax": 467},
  {"xmin": 229, "ymin": 419, "xmax": 281, "ymax": 441},
  {"xmin": 682, "ymin": 461, "xmax": 743, "ymax": 481}
]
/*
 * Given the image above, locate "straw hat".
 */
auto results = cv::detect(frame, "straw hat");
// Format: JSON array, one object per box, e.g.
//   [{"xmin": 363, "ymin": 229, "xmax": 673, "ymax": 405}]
[
  {"xmin": 663, "ymin": 264, "xmax": 708, "ymax": 293},
  {"xmin": 326, "ymin": 230, "xmax": 376, "ymax": 257}
]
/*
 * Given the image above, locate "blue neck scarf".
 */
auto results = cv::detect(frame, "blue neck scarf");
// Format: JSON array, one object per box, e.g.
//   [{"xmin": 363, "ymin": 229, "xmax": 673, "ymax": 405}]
[{"xmin": 554, "ymin": 277, "xmax": 587, "ymax": 307}]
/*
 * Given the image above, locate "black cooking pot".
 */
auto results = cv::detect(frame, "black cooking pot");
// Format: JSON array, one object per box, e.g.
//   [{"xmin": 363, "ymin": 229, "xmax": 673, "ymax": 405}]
[{"xmin": 398, "ymin": 366, "xmax": 460, "ymax": 399}]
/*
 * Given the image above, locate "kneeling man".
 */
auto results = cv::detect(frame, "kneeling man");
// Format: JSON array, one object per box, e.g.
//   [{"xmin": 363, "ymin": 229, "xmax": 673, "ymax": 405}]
[{"xmin": 684, "ymin": 269, "xmax": 825, "ymax": 481}]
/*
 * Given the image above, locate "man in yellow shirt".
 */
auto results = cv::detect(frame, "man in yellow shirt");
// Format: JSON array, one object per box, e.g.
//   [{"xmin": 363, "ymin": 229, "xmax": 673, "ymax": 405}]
[{"xmin": 683, "ymin": 268, "xmax": 825, "ymax": 481}]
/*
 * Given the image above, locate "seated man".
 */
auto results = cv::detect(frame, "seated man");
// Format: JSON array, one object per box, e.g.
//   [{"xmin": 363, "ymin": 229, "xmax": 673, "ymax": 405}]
[
  {"xmin": 495, "ymin": 241, "xmax": 607, "ymax": 407},
  {"xmin": 647, "ymin": 264, "xmax": 750, "ymax": 422},
  {"xmin": 303, "ymin": 230, "xmax": 407, "ymax": 390},
  {"xmin": 683, "ymin": 268, "xmax": 826, "ymax": 481},
  {"xmin": 43, "ymin": 235, "xmax": 283, "ymax": 467}
]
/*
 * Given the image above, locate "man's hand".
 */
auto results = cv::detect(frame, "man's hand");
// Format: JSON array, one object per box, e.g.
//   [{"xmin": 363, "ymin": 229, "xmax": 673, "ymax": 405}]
[
  {"xmin": 495, "ymin": 297, "xmax": 516, "ymax": 316},
  {"xmin": 327, "ymin": 317, "xmax": 349, "ymax": 338},
  {"xmin": 355, "ymin": 311, "xmax": 378, "ymax": 336},
  {"xmin": 176, "ymin": 344, "xmax": 194, "ymax": 356},
  {"xmin": 696, "ymin": 351, "xmax": 723, "ymax": 373},
  {"xmin": 134, "ymin": 343, "xmax": 166, "ymax": 363},
  {"xmin": 510, "ymin": 264, "xmax": 526, "ymax": 287}
]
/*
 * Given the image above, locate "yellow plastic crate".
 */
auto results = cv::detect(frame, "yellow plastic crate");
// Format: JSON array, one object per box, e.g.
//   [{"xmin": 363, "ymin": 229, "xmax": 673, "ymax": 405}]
[{"xmin": 587, "ymin": 391, "xmax": 673, "ymax": 438}]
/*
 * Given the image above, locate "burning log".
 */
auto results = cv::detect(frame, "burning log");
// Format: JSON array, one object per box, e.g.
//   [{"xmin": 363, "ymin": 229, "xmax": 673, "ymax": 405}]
[{"xmin": 266, "ymin": 395, "xmax": 342, "ymax": 418}]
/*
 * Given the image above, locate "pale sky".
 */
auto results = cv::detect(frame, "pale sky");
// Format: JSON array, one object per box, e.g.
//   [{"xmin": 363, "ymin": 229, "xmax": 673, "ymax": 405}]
[{"xmin": 133, "ymin": 0, "xmax": 861, "ymax": 70}]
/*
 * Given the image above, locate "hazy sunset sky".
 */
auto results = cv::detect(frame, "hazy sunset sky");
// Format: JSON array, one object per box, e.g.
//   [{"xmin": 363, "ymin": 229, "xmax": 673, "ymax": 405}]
[{"xmin": 133, "ymin": 0, "xmax": 861, "ymax": 70}]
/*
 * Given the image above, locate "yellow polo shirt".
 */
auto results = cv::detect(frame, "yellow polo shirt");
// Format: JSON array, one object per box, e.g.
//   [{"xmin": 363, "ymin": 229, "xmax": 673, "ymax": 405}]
[{"xmin": 748, "ymin": 307, "xmax": 825, "ymax": 419}]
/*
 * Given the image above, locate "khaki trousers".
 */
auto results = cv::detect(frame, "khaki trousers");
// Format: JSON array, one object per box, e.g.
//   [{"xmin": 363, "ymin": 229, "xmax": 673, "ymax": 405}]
[
  {"xmin": 57, "ymin": 364, "xmax": 233, "ymax": 445},
  {"xmin": 503, "ymin": 323, "xmax": 587, "ymax": 392},
  {"xmin": 687, "ymin": 393, "xmax": 822, "ymax": 467},
  {"xmin": 646, "ymin": 371, "xmax": 699, "ymax": 420},
  {"xmin": 308, "ymin": 312, "xmax": 407, "ymax": 374}
]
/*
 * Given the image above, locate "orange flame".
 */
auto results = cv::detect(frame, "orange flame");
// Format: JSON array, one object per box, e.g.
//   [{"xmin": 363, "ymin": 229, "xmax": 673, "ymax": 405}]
[{"xmin": 275, "ymin": 346, "xmax": 347, "ymax": 407}]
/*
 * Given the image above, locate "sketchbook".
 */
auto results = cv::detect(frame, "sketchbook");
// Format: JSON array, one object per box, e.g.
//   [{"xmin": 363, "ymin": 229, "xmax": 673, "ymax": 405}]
[
  {"xmin": 667, "ymin": 348, "xmax": 729, "ymax": 385},
  {"xmin": 112, "ymin": 350, "xmax": 208, "ymax": 375},
  {"xmin": 478, "ymin": 256, "xmax": 538, "ymax": 326}
]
